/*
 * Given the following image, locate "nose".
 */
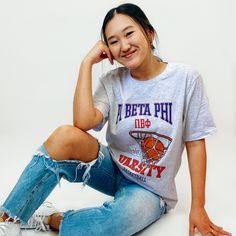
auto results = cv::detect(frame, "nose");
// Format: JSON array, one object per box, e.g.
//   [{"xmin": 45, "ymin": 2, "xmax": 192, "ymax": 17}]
[{"xmin": 120, "ymin": 38, "xmax": 131, "ymax": 52}]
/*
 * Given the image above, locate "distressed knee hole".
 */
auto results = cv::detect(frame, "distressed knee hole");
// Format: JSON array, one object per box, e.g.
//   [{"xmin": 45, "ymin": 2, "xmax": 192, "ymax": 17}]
[{"xmin": 33, "ymin": 144, "xmax": 105, "ymax": 187}]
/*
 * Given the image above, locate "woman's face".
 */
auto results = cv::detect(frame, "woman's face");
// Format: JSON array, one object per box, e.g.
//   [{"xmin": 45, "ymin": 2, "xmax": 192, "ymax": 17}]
[{"xmin": 105, "ymin": 14, "xmax": 153, "ymax": 70}]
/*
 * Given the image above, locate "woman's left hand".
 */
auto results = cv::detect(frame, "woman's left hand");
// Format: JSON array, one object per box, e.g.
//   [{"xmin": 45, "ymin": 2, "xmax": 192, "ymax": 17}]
[{"xmin": 189, "ymin": 207, "xmax": 231, "ymax": 236}]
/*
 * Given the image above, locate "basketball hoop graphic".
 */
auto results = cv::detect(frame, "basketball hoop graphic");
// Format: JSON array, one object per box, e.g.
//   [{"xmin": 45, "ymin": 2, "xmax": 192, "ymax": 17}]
[{"xmin": 129, "ymin": 130, "xmax": 172, "ymax": 165}]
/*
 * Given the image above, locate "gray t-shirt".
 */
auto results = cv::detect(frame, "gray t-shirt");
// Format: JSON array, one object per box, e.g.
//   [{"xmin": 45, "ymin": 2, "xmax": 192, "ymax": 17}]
[{"xmin": 93, "ymin": 62, "xmax": 217, "ymax": 210}]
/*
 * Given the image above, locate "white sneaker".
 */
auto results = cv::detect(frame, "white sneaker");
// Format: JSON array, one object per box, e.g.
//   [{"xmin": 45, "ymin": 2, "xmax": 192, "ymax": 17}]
[
  {"xmin": 20, "ymin": 202, "xmax": 58, "ymax": 231},
  {"xmin": 0, "ymin": 222, "xmax": 22, "ymax": 236}
]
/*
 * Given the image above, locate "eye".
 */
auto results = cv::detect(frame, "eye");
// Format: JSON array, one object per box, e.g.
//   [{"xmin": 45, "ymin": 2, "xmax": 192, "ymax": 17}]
[
  {"xmin": 126, "ymin": 31, "xmax": 134, "ymax": 37},
  {"xmin": 110, "ymin": 40, "xmax": 118, "ymax": 45}
]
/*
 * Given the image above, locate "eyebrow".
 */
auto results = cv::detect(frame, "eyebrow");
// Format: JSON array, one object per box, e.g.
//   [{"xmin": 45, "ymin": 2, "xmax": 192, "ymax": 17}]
[{"xmin": 107, "ymin": 26, "xmax": 134, "ymax": 42}]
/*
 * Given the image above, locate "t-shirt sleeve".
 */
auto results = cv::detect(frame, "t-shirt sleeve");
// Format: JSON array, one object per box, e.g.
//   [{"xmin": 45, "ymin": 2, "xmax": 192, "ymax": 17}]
[
  {"xmin": 183, "ymin": 74, "xmax": 217, "ymax": 142},
  {"xmin": 92, "ymin": 77, "xmax": 110, "ymax": 131}
]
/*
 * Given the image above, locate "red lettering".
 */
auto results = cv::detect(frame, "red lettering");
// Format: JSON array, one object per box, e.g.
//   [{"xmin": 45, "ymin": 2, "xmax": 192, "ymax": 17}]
[
  {"xmin": 147, "ymin": 164, "xmax": 154, "ymax": 176},
  {"xmin": 119, "ymin": 154, "xmax": 126, "ymax": 164},
  {"xmin": 134, "ymin": 119, "xmax": 152, "ymax": 128},
  {"xmin": 135, "ymin": 163, "xmax": 144, "ymax": 173},
  {"xmin": 129, "ymin": 159, "xmax": 139, "ymax": 171},
  {"xmin": 119, "ymin": 154, "xmax": 166, "ymax": 179},
  {"xmin": 139, "ymin": 164, "xmax": 148, "ymax": 175},
  {"xmin": 123, "ymin": 157, "xmax": 132, "ymax": 167},
  {"xmin": 156, "ymin": 166, "xmax": 166, "ymax": 178},
  {"xmin": 140, "ymin": 119, "xmax": 145, "ymax": 128}
]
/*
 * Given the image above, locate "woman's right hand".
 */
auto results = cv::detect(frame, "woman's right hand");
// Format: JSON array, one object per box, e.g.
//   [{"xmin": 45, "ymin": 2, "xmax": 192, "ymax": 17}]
[{"xmin": 83, "ymin": 40, "xmax": 114, "ymax": 66}]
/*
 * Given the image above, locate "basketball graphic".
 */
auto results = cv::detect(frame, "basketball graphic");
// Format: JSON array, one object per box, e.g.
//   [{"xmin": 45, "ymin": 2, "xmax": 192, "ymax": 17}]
[
  {"xmin": 129, "ymin": 130, "xmax": 172, "ymax": 164},
  {"xmin": 141, "ymin": 137, "xmax": 165, "ymax": 161}
]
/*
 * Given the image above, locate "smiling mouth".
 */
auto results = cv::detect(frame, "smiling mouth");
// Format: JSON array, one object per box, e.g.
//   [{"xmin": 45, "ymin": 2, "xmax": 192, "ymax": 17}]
[{"xmin": 122, "ymin": 50, "xmax": 137, "ymax": 59}]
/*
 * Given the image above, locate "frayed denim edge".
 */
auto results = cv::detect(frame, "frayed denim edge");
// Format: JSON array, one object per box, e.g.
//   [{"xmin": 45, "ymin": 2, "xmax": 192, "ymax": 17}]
[
  {"xmin": 34, "ymin": 143, "xmax": 105, "ymax": 187},
  {"xmin": 0, "ymin": 206, "xmax": 26, "ymax": 224},
  {"xmin": 74, "ymin": 149, "xmax": 105, "ymax": 187},
  {"xmin": 0, "ymin": 143, "xmax": 106, "ymax": 227}
]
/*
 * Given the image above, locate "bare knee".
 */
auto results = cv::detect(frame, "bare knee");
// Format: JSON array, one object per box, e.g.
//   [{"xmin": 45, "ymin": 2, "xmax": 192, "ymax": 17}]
[
  {"xmin": 43, "ymin": 125, "xmax": 98, "ymax": 162},
  {"xmin": 52, "ymin": 125, "xmax": 80, "ymax": 140},
  {"xmin": 48, "ymin": 124, "xmax": 80, "ymax": 143},
  {"xmin": 44, "ymin": 125, "xmax": 84, "ymax": 160}
]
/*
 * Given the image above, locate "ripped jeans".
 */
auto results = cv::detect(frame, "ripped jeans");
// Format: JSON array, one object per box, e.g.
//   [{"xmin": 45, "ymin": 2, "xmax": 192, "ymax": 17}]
[{"xmin": 0, "ymin": 143, "xmax": 166, "ymax": 236}]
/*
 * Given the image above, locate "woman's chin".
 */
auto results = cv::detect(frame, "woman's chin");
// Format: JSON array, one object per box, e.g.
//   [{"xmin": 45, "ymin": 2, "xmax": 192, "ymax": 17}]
[
  {"xmin": 125, "ymin": 64, "xmax": 141, "ymax": 70},
  {"xmin": 120, "ymin": 61, "xmax": 140, "ymax": 70}
]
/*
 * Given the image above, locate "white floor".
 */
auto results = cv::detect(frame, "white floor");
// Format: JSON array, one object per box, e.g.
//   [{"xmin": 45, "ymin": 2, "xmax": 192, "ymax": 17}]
[{"xmin": 0, "ymin": 134, "xmax": 235, "ymax": 235}]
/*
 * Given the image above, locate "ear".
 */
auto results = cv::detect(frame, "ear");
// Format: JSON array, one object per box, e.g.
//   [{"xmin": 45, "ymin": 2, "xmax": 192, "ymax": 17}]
[{"xmin": 147, "ymin": 30, "xmax": 155, "ymax": 44}]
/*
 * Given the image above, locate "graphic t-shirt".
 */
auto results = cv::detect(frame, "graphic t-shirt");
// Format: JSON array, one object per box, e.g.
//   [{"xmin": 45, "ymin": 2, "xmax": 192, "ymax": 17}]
[{"xmin": 93, "ymin": 62, "xmax": 217, "ymax": 211}]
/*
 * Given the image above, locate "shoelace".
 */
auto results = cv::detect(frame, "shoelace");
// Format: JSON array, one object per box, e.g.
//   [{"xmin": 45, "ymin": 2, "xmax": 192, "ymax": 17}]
[{"xmin": 26, "ymin": 214, "xmax": 49, "ymax": 232}]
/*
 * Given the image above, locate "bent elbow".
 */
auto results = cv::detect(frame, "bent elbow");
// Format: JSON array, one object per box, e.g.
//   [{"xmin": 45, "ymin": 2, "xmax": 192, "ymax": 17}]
[{"xmin": 73, "ymin": 120, "xmax": 91, "ymax": 131}]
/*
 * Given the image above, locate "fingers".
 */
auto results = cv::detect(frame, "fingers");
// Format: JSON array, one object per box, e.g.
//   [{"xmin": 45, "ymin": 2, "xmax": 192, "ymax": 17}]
[
  {"xmin": 210, "ymin": 222, "xmax": 232, "ymax": 236},
  {"xmin": 84, "ymin": 40, "xmax": 114, "ymax": 65},
  {"xmin": 189, "ymin": 224, "xmax": 195, "ymax": 236},
  {"xmin": 100, "ymin": 49, "xmax": 113, "ymax": 65},
  {"xmin": 191, "ymin": 223, "xmax": 231, "ymax": 236},
  {"xmin": 210, "ymin": 222, "xmax": 226, "ymax": 232},
  {"xmin": 98, "ymin": 41, "xmax": 113, "ymax": 65},
  {"xmin": 202, "ymin": 227, "xmax": 232, "ymax": 236},
  {"xmin": 189, "ymin": 209, "xmax": 231, "ymax": 236},
  {"xmin": 210, "ymin": 223, "xmax": 223, "ymax": 230}
]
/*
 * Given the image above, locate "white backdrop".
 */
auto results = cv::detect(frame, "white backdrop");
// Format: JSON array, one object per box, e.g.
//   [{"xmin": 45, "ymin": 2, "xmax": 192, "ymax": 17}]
[{"xmin": 0, "ymin": 0, "xmax": 235, "ymax": 235}]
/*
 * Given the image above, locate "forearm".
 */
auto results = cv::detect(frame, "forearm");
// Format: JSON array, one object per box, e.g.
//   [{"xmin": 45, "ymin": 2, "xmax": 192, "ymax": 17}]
[
  {"xmin": 186, "ymin": 139, "xmax": 206, "ymax": 209},
  {"xmin": 73, "ymin": 59, "xmax": 96, "ymax": 129}
]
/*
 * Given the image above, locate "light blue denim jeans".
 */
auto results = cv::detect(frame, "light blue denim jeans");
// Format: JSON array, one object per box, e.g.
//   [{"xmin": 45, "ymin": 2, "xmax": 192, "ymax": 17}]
[{"xmin": 0, "ymin": 142, "xmax": 166, "ymax": 236}]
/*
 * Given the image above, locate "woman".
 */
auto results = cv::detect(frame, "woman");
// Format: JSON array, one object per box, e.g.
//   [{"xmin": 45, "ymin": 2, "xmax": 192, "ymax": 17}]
[{"xmin": 0, "ymin": 3, "xmax": 231, "ymax": 236}]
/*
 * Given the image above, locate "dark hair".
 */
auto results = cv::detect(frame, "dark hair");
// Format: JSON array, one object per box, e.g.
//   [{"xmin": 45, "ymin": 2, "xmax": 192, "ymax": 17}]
[{"xmin": 101, "ymin": 3, "xmax": 159, "ymax": 51}]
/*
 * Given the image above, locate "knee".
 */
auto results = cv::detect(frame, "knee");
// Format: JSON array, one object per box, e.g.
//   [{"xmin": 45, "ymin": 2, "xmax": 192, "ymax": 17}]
[
  {"xmin": 54, "ymin": 124, "xmax": 77, "ymax": 137},
  {"xmin": 45, "ymin": 125, "xmax": 83, "ymax": 151}
]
